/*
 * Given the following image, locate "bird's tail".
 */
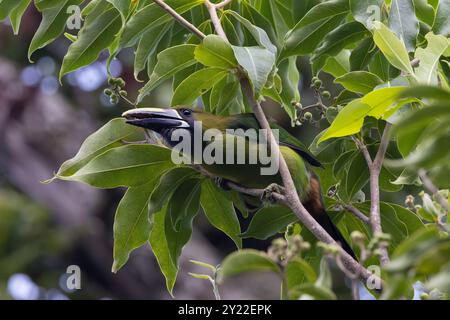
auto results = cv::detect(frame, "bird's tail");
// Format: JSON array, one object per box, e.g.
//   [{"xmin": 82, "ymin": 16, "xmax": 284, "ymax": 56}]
[{"xmin": 312, "ymin": 208, "xmax": 357, "ymax": 260}]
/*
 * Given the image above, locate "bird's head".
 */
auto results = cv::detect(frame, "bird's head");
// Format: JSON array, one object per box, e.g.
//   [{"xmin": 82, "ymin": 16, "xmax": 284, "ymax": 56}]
[{"xmin": 122, "ymin": 107, "xmax": 232, "ymax": 146}]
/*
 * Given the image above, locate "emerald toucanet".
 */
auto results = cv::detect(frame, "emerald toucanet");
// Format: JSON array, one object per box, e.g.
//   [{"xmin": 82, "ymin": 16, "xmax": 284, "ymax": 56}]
[{"xmin": 122, "ymin": 107, "xmax": 355, "ymax": 258}]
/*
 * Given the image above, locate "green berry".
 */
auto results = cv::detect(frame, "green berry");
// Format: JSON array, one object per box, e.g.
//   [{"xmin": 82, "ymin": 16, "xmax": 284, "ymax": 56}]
[
  {"xmin": 110, "ymin": 95, "xmax": 119, "ymax": 104},
  {"xmin": 304, "ymin": 112, "xmax": 313, "ymax": 120},
  {"xmin": 119, "ymin": 90, "xmax": 128, "ymax": 97},
  {"xmin": 314, "ymin": 80, "xmax": 322, "ymax": 89},
  {"xmin": 108, "ymin": 78, "xmax": 116, "ymax": 86},
  {"xmin": 322, "ymin": 91, "xmax": 331, "ymax": 98},
  {"xmin": 117, "ymin": 77, "xmax": 126, "ymax": 87},
  {"xmin": 104, "ymin": 88, "xmax": 112, "ymax": 96}
]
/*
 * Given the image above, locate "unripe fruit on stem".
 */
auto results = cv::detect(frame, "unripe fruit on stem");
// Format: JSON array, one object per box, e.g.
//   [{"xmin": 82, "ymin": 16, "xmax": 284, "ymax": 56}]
[
  {"xmin": 104, "ymin": 88, "xmax": 112, "ymax": 96},
  {"xmin": 304, "ymin": 112, "xmax": 313, "ymax": 120},
  {"xmin": 117, "ymin": 78, "xmax": 126, "ymax": 87},
  {"xmin": 322, "ymin": 91, "xmax": 331, "ymax": 98},
  {"xmin": 314, "ymin": 80, "xmax": 322, "ymax": 88}
]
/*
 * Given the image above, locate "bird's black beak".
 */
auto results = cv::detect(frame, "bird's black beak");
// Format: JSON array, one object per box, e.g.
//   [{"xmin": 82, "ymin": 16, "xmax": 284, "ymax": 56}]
[{"xmin": 122, "ymin": 108, "xmax": 190, "ymax": 131}]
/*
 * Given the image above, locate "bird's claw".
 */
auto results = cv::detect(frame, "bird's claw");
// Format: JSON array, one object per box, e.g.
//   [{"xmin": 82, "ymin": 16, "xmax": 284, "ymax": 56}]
[
  {"xmin": 261, "ymin": 183, "xmax": 284, "ymax": 204},
  {"xmin": 214, "ymin": 177, "xmax": 231, "ymax": 191}
]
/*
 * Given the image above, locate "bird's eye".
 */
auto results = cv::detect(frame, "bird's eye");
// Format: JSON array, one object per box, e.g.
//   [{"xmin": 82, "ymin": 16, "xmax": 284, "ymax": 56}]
[{"xmin": 181, "ymin": 109, "xmax": 192, "ymax": 116}]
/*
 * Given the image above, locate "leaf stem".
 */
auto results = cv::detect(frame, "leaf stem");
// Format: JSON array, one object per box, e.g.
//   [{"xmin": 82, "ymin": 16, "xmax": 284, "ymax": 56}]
[
  {"xmin": 153, "ymin": 0, "xmax": 206, "ymax": 39},
  {"xmin": 345, "ymin": 205, "xmax": 370, "ymax": 225}
]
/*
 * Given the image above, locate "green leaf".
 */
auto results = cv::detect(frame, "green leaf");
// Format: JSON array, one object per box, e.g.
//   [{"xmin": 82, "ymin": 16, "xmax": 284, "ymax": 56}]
[
  {"xmin": 372, "ymin": 22, "xmax": 414, "ymax": 76},
  {"xmin": 312, "ymin": 22, "xmax": 368, "ymax": 61},
  {"xmin": 60, "ymin": 1, "xmax": 122, "ymax": 78},
  {"xmin": 210, "ymin": 74, "xmax": 243, "ymax": 115},
  {"xmin": 166, "ymin": 179, "xmax": 201, "ymax": 268},
  {"xmin": 195, "ymin": 35, "xmax": 238, "ymax": 69},
  {"xmin": 289, "ymin": 283, "xmax": 337, "ymax": 300},
  {"xmin": 349, "ymin": 0, "xmax": 384, "ymax": 28},
  {"xmin": 149, "ymin": 205, "xmax": 177, "ymax": 296},
  {"xmin": 335, "ymin": 71, "xmax": 383, "ymax": 94},
  {"xmin": 369, "ymin": 51, "xmax": 399, "ymax": 81},
  {"xmin": 389, "ymin": 203, "xmax": 425, "ymax": 236},
  {"xmin": 415, "ymin": 32, "xmax": 450, "ymax": 84},
  {"xmin": 320, "ymin": 50, "xmax": 351, "ymax": 77},
  {"xmin": 65, "ymin": 144, "xmax": 174, "ymax": 188},
  {"xmin": 119, "ymin": 0, "xmax": 204, "ymax": 48},
  {"xmin": 432, "ymin": 0, "xmax": 450, "ymax": 36},
  {"xmin": 277, "ymin": 57, "xmax": 301, "ymax": 122},
  {"xmin": 413, "ymin": 0, "xmax": 436, "ymax": 26},
  {"xmin": 379, "ymin": 167, "xmax": 403, "ymax": 192},
  {"xmin": 309, "ymin": 130, "xmax": 343, "ymax": 164},
  {"xmin": 227, "ymin": 11, "xmax": 277, "ymax": 54},
  {"xmin": 319, "ymin": 86, "xmax": 405, "ymax": 142},
  {"xmin": 134, "ymin": 22, "xmax": 173, "ymax": 80},
  {"xmin": 200, "ymin": 179, "xmax": 242, "ymax": 249},
  {"xmin": 259, "ymin": 0, "xmax": 294, "ymax": 42},
  {"xmin": 333, "ymin": 150, "xmax": 357, "ymax": 179},
  {"xmin": 281, "ymin": 0, "xmax": 348, "ymax": 58},
  {"xmin": 232, "ymin": 46, "xmax": 275, "ymax": 96},
  {"xmin": 149, "ymin": 167, "xmax": 199, "ymax": 218},
  {"xmin": 138, "ymin": 44, "xmax": 197, "ymax": 102},
  {"xmin": 346, "ymin": 153, "xmax": 370, "ymax": 199},
  {"xmin": 387, "ymin": 133, "xmax": 450, "ymax": 169},
  {"xmin": 55, "ymin": 118, "xmax": 141, "ymax": 178},
  {"xmin": 239, "ymin": 1, "xmax": 278, "ymax": 47},
  {"xmin": 0, "ymin": 0, "xmax": 22, "ymax": 20},
  {"xmin": 399, "ymin": 85, "xmax": 450, "ymax": 101},
  {"xmin": 217, "ymin": 249, "xmax": 281, "ymax": 282},
  {"xmin": 28, "ymin": 0, "xmax": 84, "ymax": 62},
  {"xmin": 392, "ymin": 226, "xmax": 440, "ymax": 258},
  {"xmin": 107, "ymin": 0, "xmax": 132, "ymax": 22},
  {"xmin": 112, "ymin": 180, "xmax": 159, "ymax": 273},
  {"xmin": 394, "ymin": 104, "xmax": 450, "ymax": 156},
  {"xmin": 171, "ymin": 67, "xmax": 229, "ymax": 106},
  {"xmin": 285, "ymin": 257, "xmax": 317, "ymax": 289},
  {"xmin": 8, "ymin": 0, "xmax": 31, "ymax": 35},
  {"xmin": 350, "ymin": 37, "xmax": 377, "ymax": 71},
  {"xmin": 241, "ymin": 205, "xmax": 296, "ymax": 240},
  {"xmin": 388, "ymin": 0, "xmax": 419, "ymax": 52}
]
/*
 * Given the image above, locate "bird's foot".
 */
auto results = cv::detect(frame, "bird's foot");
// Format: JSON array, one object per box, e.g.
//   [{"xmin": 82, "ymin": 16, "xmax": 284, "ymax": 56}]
[
  {"xmin": 261, "ymin": 183, "xmax": 285, "ymax": 204},
  {"xmin": 214, "ymin": 177, "xmax": 231, "ymax": 191}
]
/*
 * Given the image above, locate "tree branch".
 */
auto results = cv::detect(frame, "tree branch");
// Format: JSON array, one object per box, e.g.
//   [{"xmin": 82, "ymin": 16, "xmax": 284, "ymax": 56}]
[
  {"xmin": 215, "ymin": 0, "xmax": 233, "ymax": 9},
  {"xmin": 345, "ymin": 205, "xmax": 370, "ymax": 225},
  {"xmin": 370, "ymin": 124, "xmax": 391, "ymax": 266},
  {"xmin": 226, "ymin": 181, "xmax": 287, "ymax": 203},
  {"xmin": 153, "ymin": 0, "xmax": 206, "ymax": 39},
  {"xmin": 152, "ymin": 0, "xmax": 382, "ymax": 288},
  {"xmin": 205, "ymin": 0, "xmax": 229, "ymax": 40},
  {"xmin": 352, "ymin": 136, "xmax": 373, "ymax": 167}
]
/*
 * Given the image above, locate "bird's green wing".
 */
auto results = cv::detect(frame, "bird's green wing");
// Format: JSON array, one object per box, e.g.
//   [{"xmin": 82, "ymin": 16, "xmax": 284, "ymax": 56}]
[{"xmin": 227, "ymin": 113, "xmax": 322, "ymax": 167}]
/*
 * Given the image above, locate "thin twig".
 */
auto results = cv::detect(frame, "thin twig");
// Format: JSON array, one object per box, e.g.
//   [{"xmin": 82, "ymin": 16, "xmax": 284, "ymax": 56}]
[
  {"xmin": 226, "ymin": 181, "xmax": 287, "ymax": 203},
  {"xmin": 152, "ymin": 0, "xmax": 381, "ymax": 288},
  {"xmin": 153, "ymin": 0, "xmax": 206, "ymax": 39},
  {"xmin": 205, "ymin": 0, "xmax": 229, "ymax": 40},
  {"xmin": 345, "ymin": 205, "xmax": 370, "ymax": 225},
  {"xmin": 369, "ymin": 124, "xmax": 392, "ymax": 267},
  {"xmin": 418, "ymin": 169, "xmax": 450, "ymax": 213},
  {"xmin": 352, "ymin": 136, "xmax": 373, "ymax": 167},
  {"xmin": 215, "ymin": 0, "xmax": 233, "ymax": 9}
]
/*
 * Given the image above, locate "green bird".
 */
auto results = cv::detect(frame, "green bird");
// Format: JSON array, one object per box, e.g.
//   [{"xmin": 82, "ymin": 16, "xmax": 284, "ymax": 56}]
[{"xmin": 122, "ymin": 107, "xmax": 356, "ymax": 258}]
